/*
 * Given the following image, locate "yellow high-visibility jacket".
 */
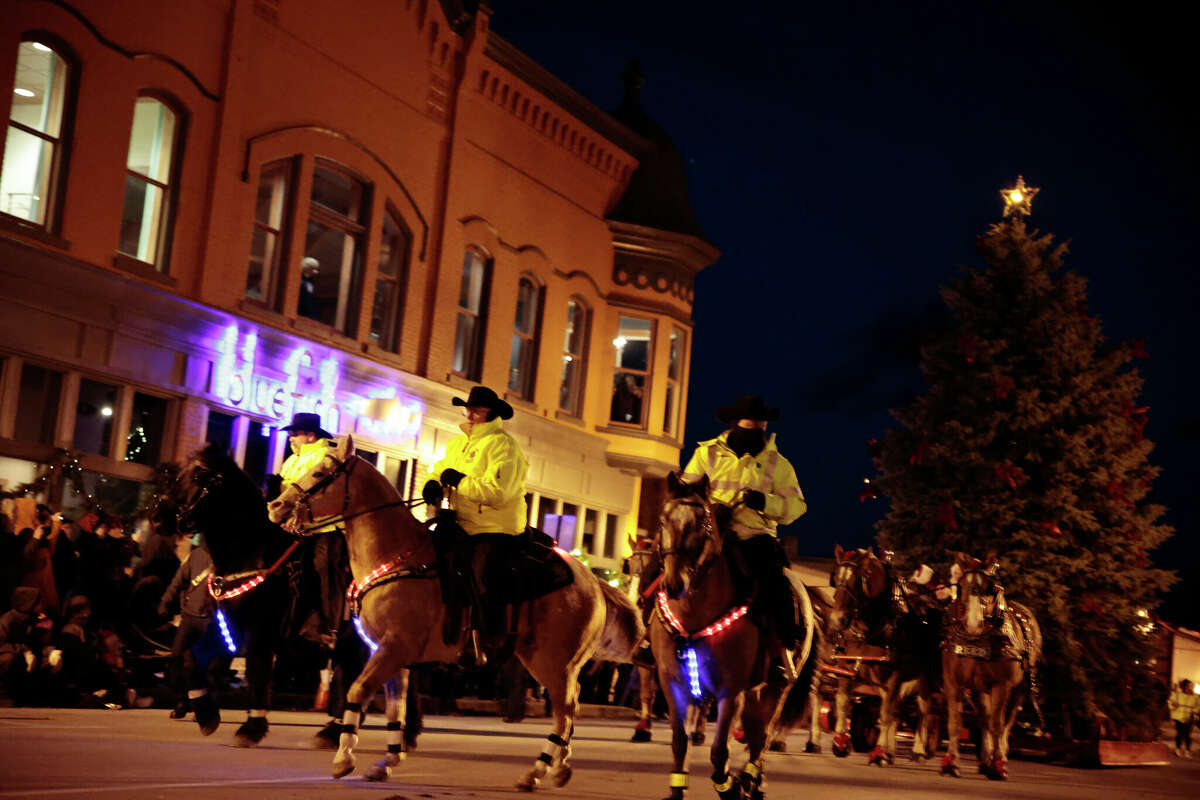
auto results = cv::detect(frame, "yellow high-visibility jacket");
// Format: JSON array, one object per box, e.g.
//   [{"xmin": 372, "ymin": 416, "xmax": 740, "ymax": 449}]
[
  {"xmin": 280, "ymin": 438, "xmax": 338, "ymax": 533},
  {"xmin": 681, "ymin": 431, "xmax": 806, "ymax": 539},
  {"xmin": 432, "ymin": 417, "xmax": 528, "ymax": 536},
  {"xmin": 1169, "ymin": 688, "xmax": 1200, "ymax": 723}
]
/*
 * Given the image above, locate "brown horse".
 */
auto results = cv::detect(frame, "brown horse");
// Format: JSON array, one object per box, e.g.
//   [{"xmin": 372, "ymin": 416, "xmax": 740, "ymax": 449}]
[
  {"xmin": 267, "ymin": 434, "xmax": 643, "ymax": 787},
  {"xmin": 649, "ymin": 473, "xmax": 811, "ymax": 800},
  {"xmin": 940, "ymin": 552, "xmax": 1042, "ymax": 780},
  {"xmin": 825, "ymin": 545, "xmax": 942, "ymax": 766}
]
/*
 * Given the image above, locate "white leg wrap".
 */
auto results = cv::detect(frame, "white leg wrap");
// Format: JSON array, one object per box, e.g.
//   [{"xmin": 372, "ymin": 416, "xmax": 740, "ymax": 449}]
[{"xmin": 339, "ymin": 708, "xmax": 361, "ymax": 750}]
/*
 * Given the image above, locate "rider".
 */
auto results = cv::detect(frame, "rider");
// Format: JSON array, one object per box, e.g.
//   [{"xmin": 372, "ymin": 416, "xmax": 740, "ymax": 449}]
[
  {"xmin": 422, "ymin": 386, "xmax": 528, "ymax": 658},
  {"xmin": 680, "ymin": 394, "xmax": 807, "ymax": 682}
]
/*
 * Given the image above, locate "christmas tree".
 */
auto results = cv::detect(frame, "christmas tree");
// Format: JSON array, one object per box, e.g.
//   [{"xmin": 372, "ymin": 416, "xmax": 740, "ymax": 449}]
[{"xmin": 870, "ymin": 179, "xmax": 1175, "ymax": 737}]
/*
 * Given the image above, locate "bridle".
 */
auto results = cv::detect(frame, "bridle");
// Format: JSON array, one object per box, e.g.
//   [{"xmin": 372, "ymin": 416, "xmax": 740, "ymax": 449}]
[
  {"xmin": 284, "ymin": 453, "xmax": 424, "ymax": 536},
  {"xmin": 176, "ymin": 468, "xmax": 222, "ymax": 534},
  {"xmin": 657, "ymin": 497, "xmax": 720, "ymax": 594}
]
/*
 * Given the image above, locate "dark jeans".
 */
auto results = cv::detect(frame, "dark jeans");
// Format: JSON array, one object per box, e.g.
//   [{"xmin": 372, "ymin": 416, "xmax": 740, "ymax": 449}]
[
  {"xmin": 169, "ymin": 614, "xmax": 213, "ymax": 698},
  {"xmin": 1176, "ymin": 720, "xmax": 1194, "ymax": 750},
  {"xmin": 733, "ymin": 534, "xmax": 797, "ymax": 648},
  {"xmin": 467, "ymin": 533, "xmax": 520, "ymax": 637}
]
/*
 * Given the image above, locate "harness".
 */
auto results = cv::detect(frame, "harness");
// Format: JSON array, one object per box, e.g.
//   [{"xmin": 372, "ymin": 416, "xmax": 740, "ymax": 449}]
[
  {"xmin": 286, "ymin": 456, "xmax": 425, "ymax": 536},
  {"xmin": 345, "ymin": 551, "xmax": 437, "ymax": 616},
  {"xmin": 824, "ymin": 556, "xmax": 898, "ymax": 672}
]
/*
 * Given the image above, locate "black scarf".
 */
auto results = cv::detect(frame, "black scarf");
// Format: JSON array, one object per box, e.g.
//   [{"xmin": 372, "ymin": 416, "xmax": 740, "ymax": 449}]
[{"xmin": 726, "ymin": 427, "xmax": 766, "ymax": 457}]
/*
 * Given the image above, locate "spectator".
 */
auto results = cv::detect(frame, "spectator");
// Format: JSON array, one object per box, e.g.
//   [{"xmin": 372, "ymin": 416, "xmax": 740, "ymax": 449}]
[
  {"xmin": 1169, "ymin": 678, "xmax": 1199, "ymax": 758},
  {"xmin": 157, "ymin": 540, "xmax": 215, "ymax": 719},
  {"xmin": 19, "ymin": 504, "xmax": 61, "ymax": 616},
  {"xmin": 0, "ymin": 586, "xmax": 45, "ymax": 704}
]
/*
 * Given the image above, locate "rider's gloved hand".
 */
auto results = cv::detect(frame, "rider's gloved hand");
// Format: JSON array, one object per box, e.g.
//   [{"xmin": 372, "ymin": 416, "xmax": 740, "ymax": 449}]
[
  {"xmin": 440, "ymin": 468, "xmax": 465, "ymax": 488},
  {"xmin": 422, "ymin": 479, "xmax": 444, "ymax": 507},
  {"xmin": 742, "ymin": 489, "xmax": 766, "ymax": 512}
]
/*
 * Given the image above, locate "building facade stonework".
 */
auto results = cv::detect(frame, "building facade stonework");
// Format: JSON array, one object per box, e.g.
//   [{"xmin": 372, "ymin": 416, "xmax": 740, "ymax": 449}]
[{"xmin": 0, "ymin": 0, "xmax": 717, "ymax": 571}]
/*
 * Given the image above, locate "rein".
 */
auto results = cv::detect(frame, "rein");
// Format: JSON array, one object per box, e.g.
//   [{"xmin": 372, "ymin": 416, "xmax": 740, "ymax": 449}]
[
  {"xmin": 286, "ymin": 454, "xmax": 426, "ymax": 536},
  {"xmin": 207, "ymin": 540, "xmax": 300, "ymax": 600}
]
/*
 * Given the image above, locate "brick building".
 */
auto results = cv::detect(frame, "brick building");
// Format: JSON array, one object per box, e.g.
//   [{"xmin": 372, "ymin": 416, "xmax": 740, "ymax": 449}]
[{"xmin": 0, "ymin": 0, "xmax": 717, "ymax": 573}]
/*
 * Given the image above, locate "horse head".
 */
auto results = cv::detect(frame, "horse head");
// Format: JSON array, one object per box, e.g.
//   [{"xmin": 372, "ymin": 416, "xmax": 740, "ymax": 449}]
[
  {"xmin": 827, "ymin": 544, "xmax": 888, "ymax": 638},
  {"xmin": 949, "ymin": 550, "xmax": 1003, "ymax": 636},
  {"xmin": 176, "ymin": 441, "xmax": 272, "ymax": 569},
  {"xmin": 267, "ymin": 434, "xmax": 357, "ymax": 530},
  {"xmin": 657, "ymin": 472, "xmax": 720, "ymax": 598}
]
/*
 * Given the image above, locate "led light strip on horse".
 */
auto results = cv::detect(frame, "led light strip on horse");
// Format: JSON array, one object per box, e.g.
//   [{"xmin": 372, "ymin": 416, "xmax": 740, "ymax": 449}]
[{"xmin": 655, "ymin": 590, "xmax": 750, "ymax": 700}]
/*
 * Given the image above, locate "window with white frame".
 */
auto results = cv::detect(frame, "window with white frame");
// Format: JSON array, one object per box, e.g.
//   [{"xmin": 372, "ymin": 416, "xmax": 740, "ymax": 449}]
[
  {"xmin": 508, "ymin": 277, "xmax": 541, "ymax": 399},
  {"xmin": 246, "ymin": 159, "xmax": 292, "ymax": 306},
  {"xmin": 558, "ymin": 297, "xmax": 589, "ymax": 416},
  {"xmin": 663, "ymin": 327, "xmax": 686, "ymax": 435},
  {"xmin": 301, "ymin": 162, "xmax": 367, "ymax": 335},
  {"xmin": 1, "ymin": 39, "xmax": 71, "ymax": 228},
  {"xmin": 609, "ymin": 316, "xmax": 653, "ymax": 427},
  {"xmin": 119, "ymin": 96, "xmax": 180, "ymax": 268},
  {"xmin": 452, "ymin": 247, "xmax": 490, "ymax": 380},
  {"xmin": 369, "ymin": 206, "xmax": 409, "ymax": 352}
]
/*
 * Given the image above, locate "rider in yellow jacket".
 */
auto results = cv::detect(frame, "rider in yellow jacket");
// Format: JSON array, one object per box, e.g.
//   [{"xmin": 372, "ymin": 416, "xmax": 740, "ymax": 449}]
[
  {"xmin": 681, "ymin": 394, "xmax": 806, "ymax": 680},
  {"xmin": 424, "ymin": 386, "xmax": 528, "ymax": 647}
]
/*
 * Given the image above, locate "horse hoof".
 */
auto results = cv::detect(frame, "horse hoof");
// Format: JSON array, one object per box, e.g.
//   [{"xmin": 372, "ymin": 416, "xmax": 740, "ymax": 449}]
[
  {"xmin": 191, "ymin": 695, "xmax": 220, "ymax": 736},
  {"xmin": 940, "ymin": 764, "xmax": 960, "ymax": 778},
  {"xmin": 364, "ymin": 765, "xmax": 390, "ymax": 782},
  {"xmin": 515, "ymin": 774, "xmax": 538, "ymax": 792},
  {"xmin": 631, "ymin": 728, "xmax": 652, "ymax": 743},
  {"xmin": 910, "ymin": 752, "xmax": 927, "ymax": 763},
  {"xmin": 331, "ymin": 759, "xmax": 355, "ymax": 779},
  {"xmin": 832, "ymin": 743, "xmax": 850, "ymax": 758},
  {"xmin": 310, "ymin": 721, "xmax": 340, "ymax": 750},
  {"xmin": 691, "ymin": 731, "xmax": 706, "ymax": 746},
  {"xmin": 233, "ymin": 717, "xmax": 268, "ymax": 747},
  {"xmin": 988, "ymin": 759, "xmax": 1007, "ymax": 780},
  {"xmin": 551, "ymin": 764, "xmax": 573, "ymax": 787},
  {"xmin": 768, "ymin": 740, "xmax": 786, "ymax": 753},
  {"xmin": 804, "ymin": 741, "xmax": 821, "ymax": 754}
]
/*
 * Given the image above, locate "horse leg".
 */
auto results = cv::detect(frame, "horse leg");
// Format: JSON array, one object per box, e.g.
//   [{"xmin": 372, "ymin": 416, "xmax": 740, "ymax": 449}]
[
  {"xmin": 709, "ymin": 694, "xmax": 741, "ymax": 800},
  {"xmin": 233, "ymin": 631, "xmax": 272, "ymax": 747},
  {"xmin": 516, "ymin": 659, "xmax": 583, "ymax": 791},
  {"xmin": 632, "ymin": 665, "xmax": 656, "ymax": 742},
  {"xmin": 687, "ymin": 702, "xmax": 706, "ymax": 746},
  {"xmin": 978, "ymin": 684, "xmax": 999, "ymax": 777},
  {"xmin": 911, "ymin": 684, "xmax": 932, "ymax": 762},
  {"xmin": 660, "ymin": 686, "xmax": 692, "ymax": 800},
  {"xmin": 869, "ymin": 677, "xmax": 895, "ymax": 766},
  {"xmin": 364, "ymin": 670, "xmax": 409, "ymax": 782},
  {"xmin": 941, "ymin": 665, "xmax": 961, "ymax": 777},
  {"xmin": 995, "ymin": 672, "xmax": 1023, "ymax": 779},
  {"xmin": 804, "ymin": 678, "xmax": 822, "ymax": 753},
  {"xmin": 985, "ymin": 683, "xmax": 1011, "ymax": 780},
  {"xmin": 832, "ymin": 677, "xmax": 851, "ymax": 757},
  {"xmin": 740, "ymin": 685, "xmax": 784, "ymax": 800},
  {"xmin": 334, "ymin": 633, "xmax": 406, "ymax": 779}
]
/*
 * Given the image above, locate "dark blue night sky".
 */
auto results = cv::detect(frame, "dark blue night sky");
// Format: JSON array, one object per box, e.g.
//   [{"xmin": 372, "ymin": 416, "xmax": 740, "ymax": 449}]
[{"xmin": 490, "ymin": 1, "xmax": 1199, "ymax": 624}]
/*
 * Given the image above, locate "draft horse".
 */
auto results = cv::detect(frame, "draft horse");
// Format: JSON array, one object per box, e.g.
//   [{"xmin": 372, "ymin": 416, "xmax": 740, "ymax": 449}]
[
  {"xmin": 174, "ymin": 442, "xmax": 305, "ymax": 746},
  {"xmin": 268, "ymin": 434, "xmax": 644, "ymax": 788},
  {"xmin": 940, "ymin": 552, "xmax": 1042, "ymax": 780},
  {"xmin": 649, "ymin": 473, "xmax": 813, "ymax": 800},
  {"xmin": 825, "ymin": 545, "xmax": 942, "ymax": 766}
]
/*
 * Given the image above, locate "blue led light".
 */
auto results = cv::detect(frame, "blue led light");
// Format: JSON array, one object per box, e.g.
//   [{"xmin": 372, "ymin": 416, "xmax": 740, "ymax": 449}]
[
  {"xmin": 353, "ymin": 615, "xmax": 379, "ymax": 652},
  {"xmin": 216, "ymin": 609, "xmax": 237, "ymax": 654},
  {"xmin": 685, "ymin": 647, "xmax": 702, "ymax": 699}
]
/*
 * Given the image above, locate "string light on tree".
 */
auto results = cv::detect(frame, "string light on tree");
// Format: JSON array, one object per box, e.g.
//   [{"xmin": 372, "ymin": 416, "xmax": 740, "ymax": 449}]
[{"xmin": 1001, "ymin": 175, "xmax": 1039, "ymax": 218}]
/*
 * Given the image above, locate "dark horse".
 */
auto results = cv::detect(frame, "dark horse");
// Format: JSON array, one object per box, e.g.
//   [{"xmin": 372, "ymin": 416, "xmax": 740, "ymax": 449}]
[
  {"xmin": 649, "ymin": 473, "xmax": 811, "ymax": 800},
  {"xmin": 825, "ymin": 545, "xmax": 942, "ymax": 766},
  {"xmin": 173, "ymin": 442, "xmax": 307, "ymax": 745}
]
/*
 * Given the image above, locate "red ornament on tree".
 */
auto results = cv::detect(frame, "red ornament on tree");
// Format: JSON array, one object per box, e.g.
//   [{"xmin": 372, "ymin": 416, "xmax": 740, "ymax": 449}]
[
  {"xmin": 1038, "ymin": 520, "xmax": 1062, "ymax": 536},
  {"xmin": 858, "ymin": 484, "xmax": 878, "ymax": 503},
  {"xmin": 994, "ymin": 464, "xmax": 1028, "ymax": 489}
]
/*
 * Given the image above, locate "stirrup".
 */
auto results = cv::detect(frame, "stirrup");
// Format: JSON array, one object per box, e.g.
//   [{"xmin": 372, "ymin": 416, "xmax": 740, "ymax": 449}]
[{"xmin": 458, "ymin": 629, "xmax": 488, "ymax": 668}]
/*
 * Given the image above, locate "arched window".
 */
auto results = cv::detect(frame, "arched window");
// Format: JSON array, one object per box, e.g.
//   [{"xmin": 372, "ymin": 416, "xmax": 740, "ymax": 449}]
[
  {"xmin": 118, "ymin": 95, "xmax": 182, "ymax": 270},
  {"xmin": 452, "ymin": 247, "xmax": 490, "ymax": 380},
  {"xmin": 1, "ymin": 37, "xmax": 73, "ymax": 229},
  {"xmin": 508, "ymin": 276, "xmax": 542, "ymax": 399},
  {"xmin": 369, "ymin": 205, "xmax": 410, "ymax": 352},
  {"xmin": 559, "ymin": 297, "xmax": 589, "ymax": 416},
  {"xmin": 246, "ymin": 158, "xmax": 294, "ymax": 307},
  {"xmin": 301, "ymin": 160, "xmax": 367, "ymax": 335}
]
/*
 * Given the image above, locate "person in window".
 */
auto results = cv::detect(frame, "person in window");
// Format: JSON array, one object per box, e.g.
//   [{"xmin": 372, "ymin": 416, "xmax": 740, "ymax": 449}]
[
  {"xmin": 423, "ymin": 386, "xmax": 528, "ymax": 663},
  {"xmin": 680, "ymin": 395, "xmax": 807, "ymax": 682},
  {"xmin": 610, "ymin": 374, "xmax": 643, "ymax": 424},
  {"xmin": 298, "ymin": 257, "xmax": 320, "ymax": 320}
]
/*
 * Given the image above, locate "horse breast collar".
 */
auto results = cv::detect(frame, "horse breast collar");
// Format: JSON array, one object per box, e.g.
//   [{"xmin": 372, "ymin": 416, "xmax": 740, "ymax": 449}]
[
  {"xmin": 207, "ymin": 540, "xmax": 300, "ymax": 600},
  {"xmin": 346, "ymin": 552, "xmax": 436, "ymax": 616}
]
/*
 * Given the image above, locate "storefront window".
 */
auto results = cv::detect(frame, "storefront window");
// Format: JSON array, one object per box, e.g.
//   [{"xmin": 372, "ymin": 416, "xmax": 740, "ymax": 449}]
[
  {"xmin": 73, "ymin": 378, "xmax": 117, "ymax": 456},
  {"xmin": 243, "ymin": 420, "xmax": 272, "ymax": 492},
  {"xmin": 205, "ymin": 409, "xmax": 235, "ymax": 456},
  {"xmin": 582, "ymin": 508, "xmax": 597, "ymax": 554},
  {"xmin": 125, "ymin": 392, "xmax": 168, "ymax": 465},
  {"xmin": 603, "ymin": 513, "xmax": 620, "ymax": 558},
  {"xmin": 15, "ymin": 363, "xmax": 62, "ymax": 444},
  {"xmin": 357, "ymin": 448, "xmax": 378, "ymax": 466},
  {"xmin": 62, "ymin": 472, "xmax": 154, "ymax": 520},
  {"xmin": 536, "ymin": 494, "xmax": 557, "ymax": 532}
]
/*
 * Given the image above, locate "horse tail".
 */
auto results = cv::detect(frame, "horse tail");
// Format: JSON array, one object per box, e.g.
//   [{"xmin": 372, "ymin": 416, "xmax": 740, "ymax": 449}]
[{"xmin": 593, "ymin": 580, "xmax": 645, "ymax": 662}]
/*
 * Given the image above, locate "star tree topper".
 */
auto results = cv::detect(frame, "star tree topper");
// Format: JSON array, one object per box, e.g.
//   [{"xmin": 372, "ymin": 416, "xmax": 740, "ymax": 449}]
[{"xmin": 1001, "ymin": 175, "xmax": 1039, "ymax": 218}]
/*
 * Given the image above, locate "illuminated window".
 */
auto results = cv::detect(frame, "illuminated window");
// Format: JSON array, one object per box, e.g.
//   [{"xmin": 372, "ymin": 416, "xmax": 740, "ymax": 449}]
[
  {"xmin": 1, "ymin": 38, "xmax": 72, "ymax": 228},
  {"xmin": 369, "ymin": 207, "xmax": 409, "ymax": 352},
  {"xmin": 663, "ymin": 327, "xmax": 686, "ymax": 435},
  {"xmin": 558, "ymin": 297, "xmax": 589, "ymax": 416},
  {"xmin": 118, "ymin": 96, "xmax": 182, "ymax": 269},
  {"xmin": 610, "ymin": 316, "xmax": 653, "ymax": 427},
  {"xmin": 246, "ymin": 159, "xmax": 293, "ymax": 306},
  {"xmin": 124, "ymin": 392, "xmax": 168, "ymax": 465},
  {"xmin": 508, "ymin": 277, "xmax": 542, "ymax": 399},
  {"xmin": 301, "ymin": 162, "xmax": 367, "ymax": 335},
  {"xmin": 74, "ymin": 379, "xmax": 118, "ymax": 456},
  {"xmin": 452, "ymin": 247, "xmax": 490, "ymax": 380}
]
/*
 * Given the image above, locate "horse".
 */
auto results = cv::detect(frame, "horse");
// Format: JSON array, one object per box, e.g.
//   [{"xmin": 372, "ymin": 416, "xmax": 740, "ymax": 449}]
[
  {"xmin": 763, "ymin": 584, "xmax": 828, "ymax": 754},
  {"xmin": 266, "ymin": 433, "xmax": 644, "ymax": 787},
  {"xmin": 173, "ymin": 442, "xmax": 307, "ymax": 746},
  {"xmin": 649, "ymin": 472, "xmax": 812, "ymax": 800},
  {"xmin": 939, "ymin": 551, "xmax": 1042, "ymax": 780},
  {"xmin": 824, "ymin": 545, "xmax": 942, "ymax": 766}
]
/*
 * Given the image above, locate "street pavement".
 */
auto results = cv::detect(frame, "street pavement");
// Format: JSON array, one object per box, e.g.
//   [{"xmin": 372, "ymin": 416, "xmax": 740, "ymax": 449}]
[{"xmin": 1, "ymin": 708, "xmax": 1198, "ymax": 799}]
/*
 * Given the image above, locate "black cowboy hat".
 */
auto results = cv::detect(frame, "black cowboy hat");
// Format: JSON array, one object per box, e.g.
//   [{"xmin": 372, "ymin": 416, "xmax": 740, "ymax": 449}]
[
  {"xmin": 452, "ymin": 385, "xmax": 514, "ymax": 420},
  {"xmin": 716, "ymin": 394, "xmax": 780, "ymax": 424},
  {"xmin": 281, "ymin": 412, "xmax": 333, "ymax": 439}
]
